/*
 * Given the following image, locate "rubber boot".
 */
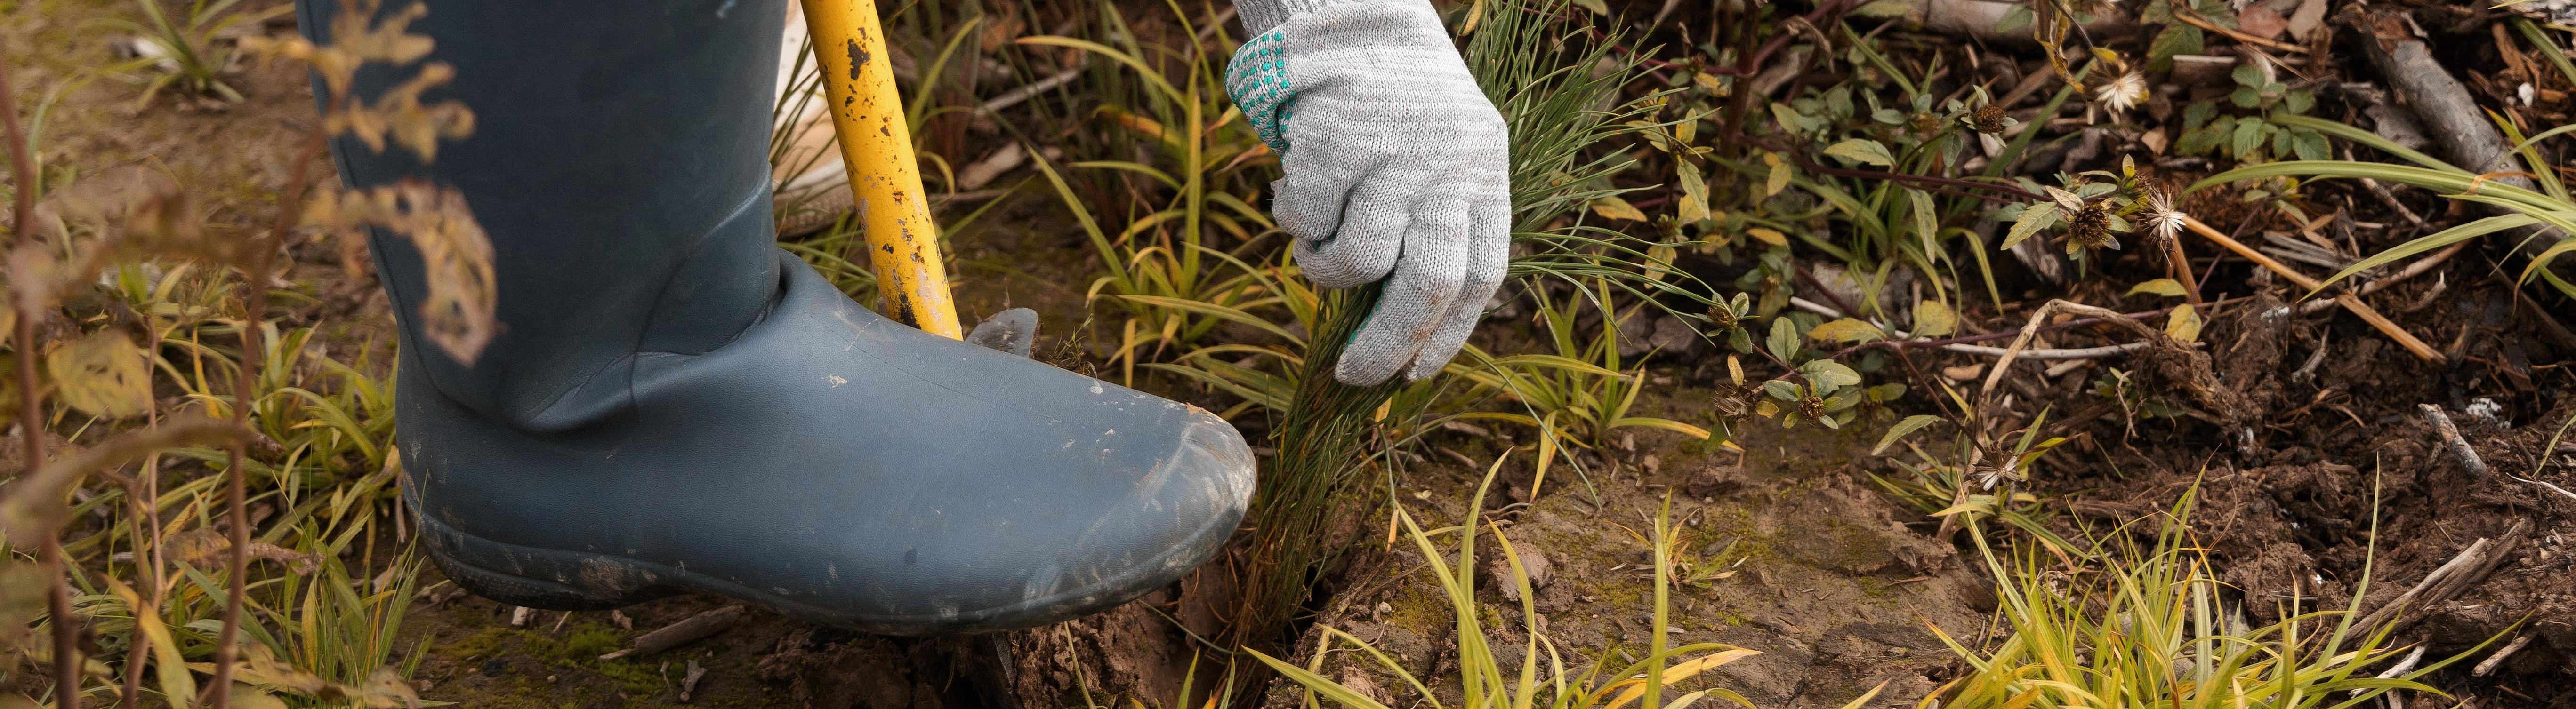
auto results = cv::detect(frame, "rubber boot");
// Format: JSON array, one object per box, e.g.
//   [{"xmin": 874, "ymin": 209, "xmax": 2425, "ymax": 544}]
[{"xmin": 299, "ymin": 0, "xmax": 1254, "ymax": 635}]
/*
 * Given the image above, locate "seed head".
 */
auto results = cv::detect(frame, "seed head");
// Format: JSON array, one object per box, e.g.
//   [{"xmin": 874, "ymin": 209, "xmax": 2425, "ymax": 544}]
[
  {"xmin": 1971, "ymin": 104, "xmax": 2007, "ymax": 134},
  {"xmin": 2066, "ymin": 202, "xmax": 2119, "ymax": 252}
]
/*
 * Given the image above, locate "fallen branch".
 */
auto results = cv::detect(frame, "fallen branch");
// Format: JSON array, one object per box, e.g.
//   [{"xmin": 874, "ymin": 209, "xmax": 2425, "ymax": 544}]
[
  {"xmin": 2418, "ymin": 404, "xmax": 2490, "ymax": 477},
  {"xmin": 2346, "ymin": 7, "xmax": 2573, "ymax": 271},
  {"xmin": 1905, "ymin": 0, "xmax": 2141, "ymax": 45},
  {"xmin": 2179, "ymin": 215, "xmax": 2444, "ymax": 363}
]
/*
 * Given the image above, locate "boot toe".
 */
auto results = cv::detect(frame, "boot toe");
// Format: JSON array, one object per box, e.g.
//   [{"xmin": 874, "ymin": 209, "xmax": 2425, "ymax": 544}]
[{"xmin": 406, "ymin": 252, "xmax": 1257, "ymax": 634}]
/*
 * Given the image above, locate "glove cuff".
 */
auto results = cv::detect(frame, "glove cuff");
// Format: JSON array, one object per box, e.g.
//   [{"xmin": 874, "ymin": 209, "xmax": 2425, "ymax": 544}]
[{"xmin": 1232, "ymin": 0, "xmax": 1369, "ymax": 36}]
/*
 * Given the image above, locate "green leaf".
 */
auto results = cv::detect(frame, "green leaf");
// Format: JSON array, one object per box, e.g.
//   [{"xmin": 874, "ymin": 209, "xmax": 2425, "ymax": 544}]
[
  {"xmin": 2231, "ymin": 118, "xmax": 2264, "ymax": 157},
  {"xmin": 1728, "ymin": 327, "xmax": 1755, "ymax": 353},
  {"xmin": 1822, "ymin": 139, "xmax": 1897, "ymax": 167},
  {"xmin": 1763, "ymin": 379, "xmax": 1802, "ymax": 401},
  {"xmin": 1912, "ymin": 299, "xmax": 1957, "ymax": 336},
  {"xmin": 1807, "ymin": 318, "xmax": 1885, "ymax": 343},
  {"xmin": 1766, "ymin": 319, "xmax": 1801, "ymax": 363},
  {"xmin": 2322, "ymin": 214, "xmax": 2537, "ymax": 290},
  {"xmin": 1570, "ymin": 0, "xmax": 1610, "ymax": 13},
  {"xmin": 1677, "ymin": 162, "xmax": 1710, "ymax": 223},
  {"xmin": 2147, "ymin": 25, "xmax": 2203, "ymax": 70},
  {"xmin": 2284, "ymin": 89, "xmax": 2315, "ymax": 114},
  {"xmin": 2126, "ymin": 278, "xmax": 2189, "ymax": 297},
  {"xmin": 1800, "ymin": 359, "xmax": 1863, "ymax": 390},
  {"xmin": 1906, "ymin": 189, "xmax": 1938, "ymax": 246},
  {"xmin": 2001, "ymin": 203, "xmax": 2061, "ymax": 250},
  {"xmin": 1770, "ymin": 103, "xmax": 1809, "ymax": 137},
  {"xmin": 1997, "ymin": 4, "xmax": 2032, "ymax": 33},
  {"xmin": 1852, "ymin": 0, "xmax": 1914, "ymax": 16},
  {"xmin": 2291, "ymin": 128, "xmax": 2329, "ymax": 161},
  {"xmin": 2232, "ymin": 64, "xmax": 2264, "ymax": 87},
  {"xmin": 1872, "ymin": 414, "xmax": 1947, "ymax": 454}
]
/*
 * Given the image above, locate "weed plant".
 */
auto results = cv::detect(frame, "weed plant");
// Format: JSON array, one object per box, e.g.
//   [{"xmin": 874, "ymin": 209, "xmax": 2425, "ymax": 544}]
[
  {"xmin": 1932, "ymin": 491, "xmax": 2489, "ymax": 709},
  {"xmin": 1251, "ymin": 466, "xmax": 1785, "ymax": 709}
]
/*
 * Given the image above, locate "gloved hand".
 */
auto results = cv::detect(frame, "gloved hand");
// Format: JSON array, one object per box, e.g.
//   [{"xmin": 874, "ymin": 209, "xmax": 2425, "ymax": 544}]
[{"xmin": 1226, "ymin": 0, "xmax": 1512, "ymax": 386}]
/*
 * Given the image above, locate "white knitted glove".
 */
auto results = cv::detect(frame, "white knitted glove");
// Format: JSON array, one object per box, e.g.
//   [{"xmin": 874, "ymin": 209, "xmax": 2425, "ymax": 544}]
[{"xmin": 1226, "ymin": 0, "xmax": 1511, "ymax": 386}]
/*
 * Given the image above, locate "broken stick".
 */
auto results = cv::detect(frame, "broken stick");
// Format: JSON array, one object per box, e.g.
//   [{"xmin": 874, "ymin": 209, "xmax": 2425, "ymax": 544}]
[
  {"xmin": 2355, "ymin": 519, "xmax": 2528, "ymax": 632},
  {"xmin": 600, "ymin": 605, "xmax": 745, "ymax": 661},
  {"xmin": 2180, "ymin": 215, "xmax": 2443, "ymax": 363},
  {"xmin": 2418, "ymin": 404, "xmax": 2490, "ymax": 477}
]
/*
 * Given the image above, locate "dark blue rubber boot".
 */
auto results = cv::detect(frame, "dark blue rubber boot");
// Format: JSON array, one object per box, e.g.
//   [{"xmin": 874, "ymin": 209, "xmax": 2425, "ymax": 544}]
[{"xmin": 298, "ymin": 0, "xmax": 1254, "ymax": 635}]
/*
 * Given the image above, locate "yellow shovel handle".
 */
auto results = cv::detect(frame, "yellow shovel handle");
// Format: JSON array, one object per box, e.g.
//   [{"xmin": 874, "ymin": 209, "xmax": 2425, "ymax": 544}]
[{"xmin": 799, "ymin": 0, "xmax": 963, "ymax": 339}]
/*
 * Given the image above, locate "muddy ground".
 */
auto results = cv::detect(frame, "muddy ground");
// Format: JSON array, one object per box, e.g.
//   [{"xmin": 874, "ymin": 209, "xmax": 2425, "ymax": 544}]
[{"xmin": 11, "ymin": 0, "xmax": 2576, "ymax": 707}]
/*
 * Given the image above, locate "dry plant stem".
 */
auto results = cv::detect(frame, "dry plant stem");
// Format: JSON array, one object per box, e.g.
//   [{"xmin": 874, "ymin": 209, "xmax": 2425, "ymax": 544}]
[
  {"xmin": 2177, "ymin": 9, "xmax": 2309, "ymax": 53},
  {"xmin": 1976, "ymin": 299, "xmax": 2172, "ymax": 403},
  {"xmin": 0, "ymin": 40, "xmax": 79, "ymax": 709},
  {"xmin": 2179, "ymin": 215, "xmax": 2444, "ymax": 363},
  {"xmin": 2473, "ymin": 634, "xmax": 2532, "ymax": 676},
  {"xmin": 2162, "ymin": 236, "xmax": 2203, "ymax": 308},
  {"xmin": 599, "ymin": 605, "xmax": 745, "ymax": 660},
  {"xmin": 2281, "ymin": 241, "xmax": 2466, "ymax": 317},
  {"xmin": 2356, "ymin": 519, "xmax": 2528, "ymax": 632},
  {"xmin": 207, "ymin": 127, "xmax": 324, "ymax": 709},
  {"xmin": 1792, "ymin": 296, "xmax": 2216, "ymax": 359},
  {"xmin": 2418, "ymin": 404, "xmax": 2488, "ymax": 477}
]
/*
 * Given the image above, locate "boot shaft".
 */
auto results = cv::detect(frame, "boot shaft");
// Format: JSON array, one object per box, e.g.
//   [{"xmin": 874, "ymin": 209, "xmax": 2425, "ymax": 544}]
[{"xmin": 302, "ymin": 0, "xmax": 791, "ymax": 430}]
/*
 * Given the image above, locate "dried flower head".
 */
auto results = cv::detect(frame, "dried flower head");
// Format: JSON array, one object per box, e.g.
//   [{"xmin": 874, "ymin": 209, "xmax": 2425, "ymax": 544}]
[
  {"xmin": 1971, "ymin": 103, "xmax": 2008, "ymax": 134},
  {"xmin": 1706, "ymin": 304, "xmax": 1738, "ymax": 330},
  {"xmin": 1797, "ymin": 393, "xmax": 1829, "ymax": 419},
  {"xmin": 2066, "ymin": 202, "xmax": 2119, "ymax": 253},
  {"xmin": 2144, "ymin": 190, "xmax": 2188, "ymax": 247},
  {"xmin": 2095, "ymin": 70, "xmax": 2149, "ymax": 113}
]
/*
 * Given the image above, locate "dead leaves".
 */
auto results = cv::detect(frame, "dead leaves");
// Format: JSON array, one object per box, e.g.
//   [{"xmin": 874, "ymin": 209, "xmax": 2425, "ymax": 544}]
[
  {"xmin": 46, "ymin": 329, "xmax": 150, "ymax": 418},
  {"xmin": 305, "ymin": 180, "xmax": 499, "ymax": 365},
  {"xmin": 328, "ymin": 62, "xmax": 475, "ymax": 162}
]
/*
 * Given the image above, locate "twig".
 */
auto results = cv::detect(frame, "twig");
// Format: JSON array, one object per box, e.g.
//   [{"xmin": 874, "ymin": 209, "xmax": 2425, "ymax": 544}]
[
  {"xmin": 2419, "ymin": 404, "xmax": 2489, "ymax": 477},
  {"xmin": 977, "ymin": 67, "xmax": 1081, "ymax": 116},
  {"xmin": 2179, "ymin": 215, "xmax": 2444, "ymax": 363},
  {"xmin": 2292, "ymin": 330, "xmax": 2330, "ymax": 385},
  {"xmin": 600, "ymin": 605, "xmax": 745, "ymax": 661},
  {"xmin": 1978, "ymin": 300, "xmax": 2174, "ymax": 402},
  {"xmin": 2472, "ymin": 633, "xmax": 2532, "ymax": 676},
  {"xmin": 1792, "ymin": 296, "xmax": 2206, "ymax": 360},
  {"xmin": 2274, "ymin": 241, "xmax": 2466, "ymax": 317},
  {"xmin": 2178, "ymin": 9, "xmax": 2311, "ymax": 53},
  {"xmin": 2354, "ymin": 645, "xmax": 2425, "ymax": 698},
  {"xmin": 0, "ymin": 37, "xmax": 79, "ymax": 709},
  {"xmin": 2356, "ymin": 520, "xmax": 2528, "ymax": 632},
  {"xmin": 2508, "ymin": 472, "xmax": 2576, "ymax": 503}
]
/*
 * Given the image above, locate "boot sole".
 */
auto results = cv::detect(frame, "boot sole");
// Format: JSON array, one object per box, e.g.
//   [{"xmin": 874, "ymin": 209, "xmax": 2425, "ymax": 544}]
[{"xmin": 414, "ymin": 493, "xmax": 1237, "ymax": 635}]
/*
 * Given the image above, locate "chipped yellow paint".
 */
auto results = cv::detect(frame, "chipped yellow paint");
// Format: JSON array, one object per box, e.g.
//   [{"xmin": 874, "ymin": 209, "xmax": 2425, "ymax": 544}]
[{"xmin": 800, "ymin": 0, "xmax": 963, "ymax": 338}]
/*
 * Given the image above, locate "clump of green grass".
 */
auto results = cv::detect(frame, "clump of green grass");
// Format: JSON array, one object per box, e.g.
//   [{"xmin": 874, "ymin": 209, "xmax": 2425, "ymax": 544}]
[
  {"xmin": 103, "ymin": 0, "xmax": 292, "ymax": 110},
  {"xmin": 1250, "ymin": 463, "xmax": 1801, "ymax": 709},
  {"xmin": 1931, "ymin": 487, "xmax": 2491, "ymax": 709}
]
